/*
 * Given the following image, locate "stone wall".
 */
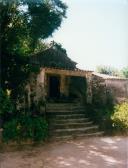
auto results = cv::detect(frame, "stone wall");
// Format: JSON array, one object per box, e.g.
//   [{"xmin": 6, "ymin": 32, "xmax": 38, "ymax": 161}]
[
  {"xmin": 91, "ymin": 75, "xmax": 107, "ymax": 105},
  {"xmin": 105, "ymin": 79, "xmax": 128, "ymax": 103},
  {"xmin": 92, "ymin": 73, "xmax": 128, "ymax": 105}
]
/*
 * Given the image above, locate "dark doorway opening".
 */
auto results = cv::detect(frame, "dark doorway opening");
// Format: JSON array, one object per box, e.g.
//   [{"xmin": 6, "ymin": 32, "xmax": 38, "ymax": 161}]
[
  {"xmin": 69, "ymin": 76, "xmax": 87, "ymax": 102},
  {"xmin": 49, "ymin": 76, "xmax": 60, "ymax": 98}
]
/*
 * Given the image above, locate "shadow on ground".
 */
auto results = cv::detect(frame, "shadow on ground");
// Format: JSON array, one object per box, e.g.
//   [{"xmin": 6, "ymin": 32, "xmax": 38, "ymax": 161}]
[{"xmin": 0, "ymin": 136, "xmax": 128, "ymax": 168}]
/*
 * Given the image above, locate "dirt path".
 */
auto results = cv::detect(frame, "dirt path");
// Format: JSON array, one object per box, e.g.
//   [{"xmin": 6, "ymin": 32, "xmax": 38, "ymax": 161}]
[{"xmin": 0, "ymin": 136, "xmax": 128, "ymax": 168}]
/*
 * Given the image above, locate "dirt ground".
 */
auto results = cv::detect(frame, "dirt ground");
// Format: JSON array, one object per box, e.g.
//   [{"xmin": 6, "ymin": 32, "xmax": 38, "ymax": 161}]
[{"xmin": 0, "ymin": 136, "xmax": 128, "ymax": 168}]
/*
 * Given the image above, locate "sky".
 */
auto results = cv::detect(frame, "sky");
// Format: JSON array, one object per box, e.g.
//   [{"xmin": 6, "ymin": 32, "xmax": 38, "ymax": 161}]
[{"xmin": 48, "ymin": 0, "xmax": 128, "ymax": 70}]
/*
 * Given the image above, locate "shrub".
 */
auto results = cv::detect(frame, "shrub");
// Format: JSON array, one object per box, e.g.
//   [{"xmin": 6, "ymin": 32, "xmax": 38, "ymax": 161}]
[
  {"xmin": 0, "ymin": 89, "xmax": 14, "ymax": 127},
  {"xmin": 86, "ymin": 104, "xmax": 114, "ymax": 133},
  {"xmin": 2, "ymin": 115, "xmax": 48, "ymax": 143},
  {"xmin": 111, "ymin": 102, "xmax": 128, "ymax": 134},
  {"xmin": 96, "ymin": 65, "xmax": 120, "ymax": 76},
  {"xmin": 2, "ymin": 118, "xmax": 19, "ymax": 142},
  {"xmin": 0, "ymin": 89, "xmax": 14, "ymax": 116},
  {"xmin": 121, "ymin": 66, "xmax": 128, "ymax": 78}
]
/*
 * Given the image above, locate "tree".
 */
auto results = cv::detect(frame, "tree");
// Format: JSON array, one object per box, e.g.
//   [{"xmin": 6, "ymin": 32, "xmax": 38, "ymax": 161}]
[
  {"xmin": 96, "ymin": 65, "xmax": 120, "ymax": 76},
  {"xmin": 50, "ymin": 41, "xmax": 67, "ymax": 54},
  {"xmin": 0, "ymin": 0, "xmax": 67, "ymax": 99},
  {"xmin": 121, "ymin": 67, "xmax": 128, "ymax": 78}
]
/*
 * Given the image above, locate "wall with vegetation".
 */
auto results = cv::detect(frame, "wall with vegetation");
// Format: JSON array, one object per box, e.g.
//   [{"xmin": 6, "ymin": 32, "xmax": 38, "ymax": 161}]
[
  {"xmin": 91, "ymin": 74, "xmax": 128, "ymax": 106},
  {"xmin": 105, "ymin": 79, "xmax": 128, "ymax": 103}
]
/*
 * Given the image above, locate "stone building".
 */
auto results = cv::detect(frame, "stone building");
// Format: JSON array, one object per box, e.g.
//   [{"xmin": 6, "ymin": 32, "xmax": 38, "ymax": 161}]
[
  {"xmin": 24, "ymin": 47, "xmax": 128, "ymax": 110},
  {"xmin": 25, "ymin": 67, "xmax": 93, "ymax": 111},
  {"xmin": 25, "ymin": 47, "xmax": 93, "ymax": 111},
  {"xmin": 37, "ymin": 67, "xmax": 92, "ymax": 102}
]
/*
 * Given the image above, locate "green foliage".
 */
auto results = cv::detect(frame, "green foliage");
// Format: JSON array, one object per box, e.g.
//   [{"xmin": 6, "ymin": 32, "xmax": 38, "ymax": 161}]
[
  {"xmin": 86, "ymin": 101, "xmax": 128, "ymax": 134},
  {"xmin": 121, "ymin": 67, "xmax": 128, "ymax": 78},
  {"xmin": 2, "ymin": 118, "xmax": 19, "ymax": 142},
  {"xmin": 1, "ymin": 0, "xmax": 67, "ymax": 55},
  {"xmin": 96, "ymin": 65, "xmax": 128, "ymax": 78},
  {"xmin": 51, "ymin": 41, "xmax": 67, "ymax": 54},
  {"xmin": 3, "ymin": 115, "xmax": 48, "ymax": 142},
  {"xmin": 86, "ymin": 104, "xmax": 114, "ymax": 133},
  {"xmin": 1, "ymin": 55, "xmax": 32, "ymax": 99},
  {"xmin": 34, "ymin": 40, "xmax": 49, "ymax": 53},
  {"xmin": 96, "ymin": 65, "xmax": 120, "ymax": 76},
  {"xmin": 111, "ymin": 102, "xmax": 128, "ymax": 133},
  {"xmin": 0, "ymin": 89, "xmax": 14, "ymax": 116},
  {"xmin": 1, "ymin": 0, "xmax": 67, "ymax": 99}
]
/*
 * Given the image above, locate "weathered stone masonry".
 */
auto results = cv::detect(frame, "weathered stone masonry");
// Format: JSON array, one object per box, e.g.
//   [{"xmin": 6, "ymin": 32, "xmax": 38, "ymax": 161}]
[
  {"xmin": 92, "ymin": 73, "xmax": 128, "ymax": 105},
  {"xmin": 38, "ymin": 68, "xmax": 93, "ymax": 103},
  {"xmin": 25, "ymin": 68, "xmax": 128, "ymax": 111}
]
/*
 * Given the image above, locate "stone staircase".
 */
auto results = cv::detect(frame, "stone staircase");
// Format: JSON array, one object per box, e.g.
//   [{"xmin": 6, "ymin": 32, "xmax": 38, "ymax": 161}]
[{"xmin": 46, "ymin": 103, "xmax": 104, "ymax": 140}]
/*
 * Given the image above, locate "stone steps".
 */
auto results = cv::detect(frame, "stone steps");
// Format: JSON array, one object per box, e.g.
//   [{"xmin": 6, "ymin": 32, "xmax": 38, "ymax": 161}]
[
  {"xmin": 47, "ymin": 109, "xmax": 86, "ymax": 113},
  {"xmin": 50, "ymin": 126, "xmax": 99, "ymax": 136},
  {"xmin": 49, "ymin": 121, "xmax": 93, "ymax": 129},
  {"xmin": 50, "ymin": 114, "xmax": 86, "ymax": 119},
  {"xmin": 46, "ymin": 103, "xmax": 82, "ymax": 107},
  {"xmin": 54, "ymin": 132, "xmax": 104, "ymax": 140},
  {"xmin": 46, "ymin": 103, "xmax": 104, "ymax": 139},
  {"xmin": 46, "ymin": 103, "xmax": 86, "ymax": 113},
  {"xmin": 46, "ymin": 107, "xmax": 86, "ymax": 112},
  {"xmin": 48, "ymin": 118, "xmax": 90, "ymax": 124}
]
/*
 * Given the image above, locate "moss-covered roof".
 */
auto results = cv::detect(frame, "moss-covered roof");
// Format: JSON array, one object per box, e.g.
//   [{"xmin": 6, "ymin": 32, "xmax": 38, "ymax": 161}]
[{"xmin": 30, "ymin": 47, "xmax": 77, "ymax": 70}]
